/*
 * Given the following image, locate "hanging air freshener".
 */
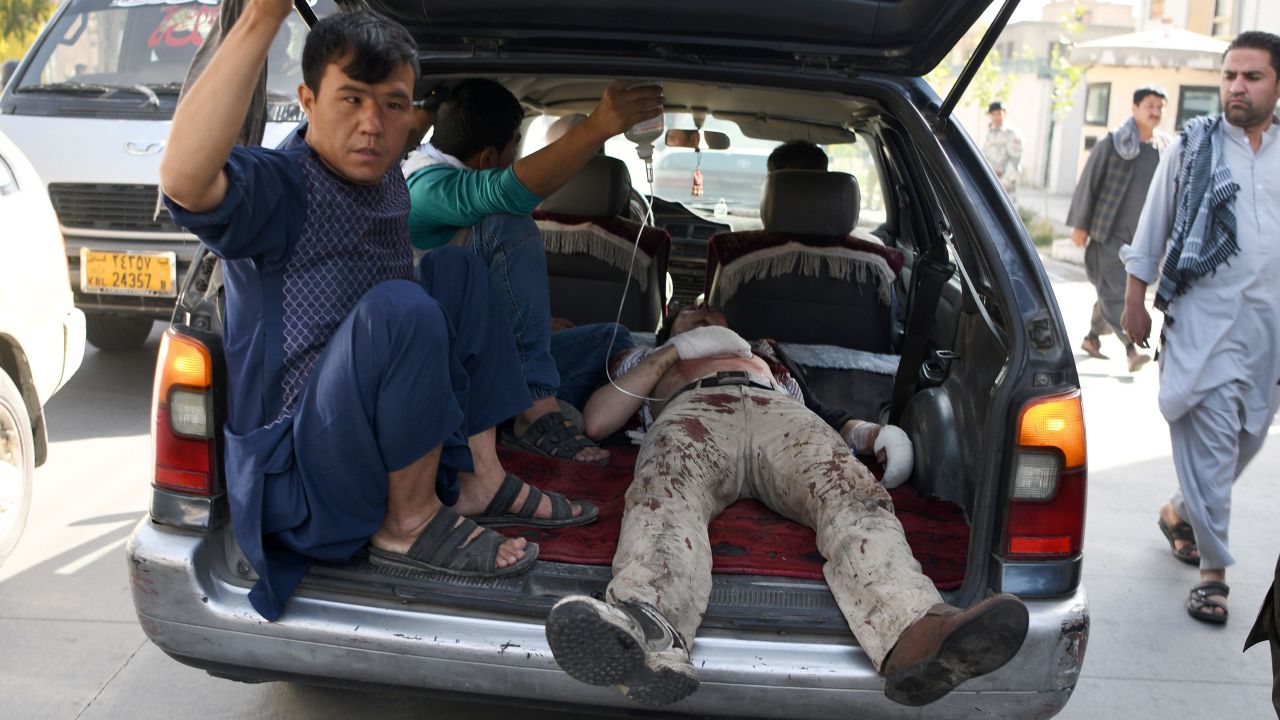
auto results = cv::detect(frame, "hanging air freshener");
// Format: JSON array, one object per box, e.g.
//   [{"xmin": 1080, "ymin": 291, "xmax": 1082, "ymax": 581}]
[{"xmin": 691, "ymin": 149, "xmax": 704, "ymax": 197}]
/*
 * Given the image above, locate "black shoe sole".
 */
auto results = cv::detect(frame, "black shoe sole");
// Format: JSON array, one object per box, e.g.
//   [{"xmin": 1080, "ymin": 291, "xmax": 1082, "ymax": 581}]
[
  {"xmin": 546, "ymin": 598, "xmax": 699, "ymax": 706},
  {"xmin": 884, "ymin": 595, "xmax": 1030, "ymax": 707},
  {"xmin": 547, "ymin": 598, "xmax": 647, "ymax": 687}
]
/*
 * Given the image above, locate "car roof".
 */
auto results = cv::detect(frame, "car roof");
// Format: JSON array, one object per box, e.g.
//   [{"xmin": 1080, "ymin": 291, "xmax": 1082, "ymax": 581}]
[{"xmin": 364, "ymin": 0, "xmax": 1001, "ymax": 77}]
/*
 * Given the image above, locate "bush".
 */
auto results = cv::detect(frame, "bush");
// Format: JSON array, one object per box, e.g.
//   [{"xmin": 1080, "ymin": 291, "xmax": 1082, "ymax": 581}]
[{"xmin": 1018, "ymin": 205, "xmax": 1055, "ymax": 247}]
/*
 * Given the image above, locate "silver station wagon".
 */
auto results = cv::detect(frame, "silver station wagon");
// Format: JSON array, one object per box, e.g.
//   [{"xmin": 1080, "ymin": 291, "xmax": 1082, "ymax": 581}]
[{"xmin": 129, "ymin": 0, "xmax": 1091, "ymax": 717}]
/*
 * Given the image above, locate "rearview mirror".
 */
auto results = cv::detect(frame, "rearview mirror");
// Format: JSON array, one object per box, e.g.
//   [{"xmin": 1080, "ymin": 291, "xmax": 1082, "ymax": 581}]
[
  {"xmin": 665, "ymin": 129, "xmax": 700, "ymax": 148},
  {"xmin": 664, "ymin": 129, "xmax": 732, "ymax": 150},
  {"xmin": 702, "ymin": 131, "xmax": 730, "ymax": 150}
]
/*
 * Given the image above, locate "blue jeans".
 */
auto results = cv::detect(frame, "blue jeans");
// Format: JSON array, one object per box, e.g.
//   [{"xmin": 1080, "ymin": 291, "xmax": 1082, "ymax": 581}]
[
  {"xmin": 551, "ymin": 322, "xmax": 635, "ymax": 409},
  {"xmin": 467, "ymin": 214, "xmax": 559, "ymax": 401}
]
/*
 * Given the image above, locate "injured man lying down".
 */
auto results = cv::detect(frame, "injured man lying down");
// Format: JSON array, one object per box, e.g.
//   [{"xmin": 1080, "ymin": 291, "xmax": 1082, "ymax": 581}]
[{"xmin": 545, "ymin": 302, "xmax": 1030, "ymax": 708}]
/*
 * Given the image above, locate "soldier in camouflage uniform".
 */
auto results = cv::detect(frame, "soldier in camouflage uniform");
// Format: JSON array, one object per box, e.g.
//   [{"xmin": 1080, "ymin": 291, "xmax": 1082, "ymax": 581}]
[{"xmin": 982, "ymin": 101, "xmax": 1023, "ymax": 201}]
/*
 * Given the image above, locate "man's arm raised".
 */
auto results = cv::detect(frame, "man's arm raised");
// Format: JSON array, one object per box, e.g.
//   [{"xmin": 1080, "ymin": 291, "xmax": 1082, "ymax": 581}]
[
  {"xmin": 159, "ymin": 0, "xmax": 293, "ymax": 213},
  {"xmin": 511, "ymin": 80, "xmax": 663, "ymax": 198}
]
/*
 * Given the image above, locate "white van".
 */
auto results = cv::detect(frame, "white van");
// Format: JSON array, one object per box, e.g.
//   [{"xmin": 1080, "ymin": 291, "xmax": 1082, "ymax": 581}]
[{"xmin": 0, "ymin": 0, "xmax": 311, "ymax": 350}]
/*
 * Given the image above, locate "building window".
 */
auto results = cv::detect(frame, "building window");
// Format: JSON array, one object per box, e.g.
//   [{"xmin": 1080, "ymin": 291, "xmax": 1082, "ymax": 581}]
[
  {"xmin": 1085, "ymin": 83, "xmax": 1111, "ymax": 126},
  {"xmin": 1212, "ymin": 0, "xmax": 1234, "ymax": 37},
  {"xmin": 1176, "ymin": 86, "xmax": 1221, "ymax": 128}
]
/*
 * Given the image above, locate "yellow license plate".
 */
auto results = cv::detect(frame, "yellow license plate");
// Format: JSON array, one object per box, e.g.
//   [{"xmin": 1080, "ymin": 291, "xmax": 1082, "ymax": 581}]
[{"xmin": 80, "ymin": 249, "xmax": 177, "ymax": 297}]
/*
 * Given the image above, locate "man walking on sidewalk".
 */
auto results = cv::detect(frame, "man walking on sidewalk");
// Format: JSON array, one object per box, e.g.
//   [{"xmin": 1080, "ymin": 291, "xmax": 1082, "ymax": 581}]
[
  {"xmin": 1122, "ymin": 31, "xmax": 1280, "ymax": 625},
  {"xmin": 1068, "ymin": 86, "xmax": 1169, "ymax": 372}
]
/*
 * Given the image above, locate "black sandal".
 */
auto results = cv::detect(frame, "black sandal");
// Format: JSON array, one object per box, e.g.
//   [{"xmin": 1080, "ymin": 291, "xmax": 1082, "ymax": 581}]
[
  {"xmin": 1186, "ymin": 581, "xmax": 1229, "ymax": 624},
  {"xmin": 1157, "ymin": 516, "xmax": 1200, "ymax": 565},
  {"xmin": 502, "ymin": 410, "xmax": 608, "ymax": 465},
  {"xmin": 470, "ymin": 473, "xmax": 598, "ymax": 529},
  {"xmin": 368, "ymin": 506, "xmax": 538, "ymax": 576}
]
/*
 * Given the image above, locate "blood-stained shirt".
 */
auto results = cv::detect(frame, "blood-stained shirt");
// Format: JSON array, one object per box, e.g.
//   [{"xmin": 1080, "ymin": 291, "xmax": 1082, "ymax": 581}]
[{"xmin": 610, "ymin": 338, "xmax": 853, "ymax": 431}]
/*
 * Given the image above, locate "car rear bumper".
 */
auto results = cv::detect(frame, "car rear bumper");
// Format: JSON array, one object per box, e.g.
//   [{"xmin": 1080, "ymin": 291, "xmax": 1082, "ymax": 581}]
[{"xmin": 129, "ymin": 519, "xmax": 1087, "ymax": 720}]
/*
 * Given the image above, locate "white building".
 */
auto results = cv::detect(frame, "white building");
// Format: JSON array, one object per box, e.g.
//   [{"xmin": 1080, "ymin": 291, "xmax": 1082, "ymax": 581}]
[
  {"xmin": 947, "ymin": 1, "xmax": 1136, "ymax": 194},
  {"xmin": 1136, "ymin": 0, "xmax": 1280, "ymax": 37}
]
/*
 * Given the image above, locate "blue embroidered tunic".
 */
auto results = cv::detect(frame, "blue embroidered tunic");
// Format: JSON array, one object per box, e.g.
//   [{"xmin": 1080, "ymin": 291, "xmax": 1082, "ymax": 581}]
[{"xmin": 164, "ymin": 135, "xmax": 470, "ymax": 620}]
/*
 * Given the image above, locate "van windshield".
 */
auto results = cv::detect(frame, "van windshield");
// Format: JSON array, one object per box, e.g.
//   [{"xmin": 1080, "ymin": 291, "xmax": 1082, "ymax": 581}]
[
  {"xmin": 16, "ymin": 0, "xmax": 310, "ymax": 115},
  {"xmin": 524, "ymin": 111, "xmax": 888, "ymax": 231}
]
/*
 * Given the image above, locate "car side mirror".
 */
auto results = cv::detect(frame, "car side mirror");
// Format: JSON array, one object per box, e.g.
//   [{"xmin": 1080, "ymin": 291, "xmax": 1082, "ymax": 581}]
[{"xmin": 1, "ymin": 61, "xmax": 18, "ymax": 91}]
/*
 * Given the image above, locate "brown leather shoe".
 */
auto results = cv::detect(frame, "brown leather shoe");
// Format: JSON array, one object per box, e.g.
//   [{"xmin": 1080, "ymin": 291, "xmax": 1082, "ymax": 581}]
[
  {"xmin": 881, "ymin": 593, "xmax": 1029, "ymax": 707},
  {"xmin": 1080, "ymin": 335, "xmax": 1108, "ymax": 359}
]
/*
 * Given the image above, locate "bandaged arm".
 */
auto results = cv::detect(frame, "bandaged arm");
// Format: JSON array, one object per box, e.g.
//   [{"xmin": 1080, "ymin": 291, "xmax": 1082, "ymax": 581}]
[{"xmin": 840, "ymin": 420, "xmax": 914, "ymax": 489}]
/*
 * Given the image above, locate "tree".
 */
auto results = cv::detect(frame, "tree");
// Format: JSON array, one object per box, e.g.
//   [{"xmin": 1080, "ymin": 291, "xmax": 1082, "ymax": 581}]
[
  {"xmin": 924, "ymin": 22, "xmax": 1013, "ymax": 110},
  {"xmin": 1040, "ymin": 3, "xmax": 1087, "ymax": 193},
  {"xmin": 0, "ymin": 0, "xmax": 52, "ymax": 63}
]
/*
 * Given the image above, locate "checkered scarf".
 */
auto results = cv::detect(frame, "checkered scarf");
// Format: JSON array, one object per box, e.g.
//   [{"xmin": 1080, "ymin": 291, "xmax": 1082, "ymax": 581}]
[{"xmin": 1155, "ymin": 115, "xmax": 1239, "ymax": 312}]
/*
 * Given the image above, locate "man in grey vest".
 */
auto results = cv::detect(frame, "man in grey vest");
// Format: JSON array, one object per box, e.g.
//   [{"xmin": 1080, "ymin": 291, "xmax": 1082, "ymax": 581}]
[{"xmin": 1067, "ymin": 86, "xmax": 1169, "ymax": 372}]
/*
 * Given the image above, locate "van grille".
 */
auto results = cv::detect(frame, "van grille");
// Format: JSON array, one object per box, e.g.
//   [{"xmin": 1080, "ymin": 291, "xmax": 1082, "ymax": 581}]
[{"xmin": 47, "ymin": 183, "xmax": 185, "ymax": 234}]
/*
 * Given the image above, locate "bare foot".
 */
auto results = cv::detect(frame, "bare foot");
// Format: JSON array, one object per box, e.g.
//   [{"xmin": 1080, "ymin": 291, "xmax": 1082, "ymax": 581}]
[{"xmin": 371, "ymin": 506, "xmax": 528, "ymax": 569}]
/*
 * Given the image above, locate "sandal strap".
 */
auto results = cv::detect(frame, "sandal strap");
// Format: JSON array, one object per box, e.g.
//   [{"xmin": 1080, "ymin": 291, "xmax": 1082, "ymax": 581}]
[
  {"xmin": 480, "ymin": 473, "xmax": 525, "ymax": 519},
  {"xmin": 1191, "ymin": 581, "xmax": 1230, "ymax": 597},
  {"xmin": 406, "ymin": 506, "xmax": 505, "ymax": 574},
  {"xmin": 546, "ymin": 490, "xmax": 573, "ymax": 518},
  {"xmin": 404, "ymin": 506, "xmax": 469, "ymax": 565},
  {"xmin": 517, "ymin": 484, "xmax": 544, "ymax": 519},
  {"xmin": 523, "ymin": 411, "xmax": 594, "ymax": 459},
  {"xmin": 1168, "ymin": 521, "xmax": 1196, "ymax": 542},
  {"xmin": 427, "ymin": 520, "xmax": 483, "ymax": 568}
]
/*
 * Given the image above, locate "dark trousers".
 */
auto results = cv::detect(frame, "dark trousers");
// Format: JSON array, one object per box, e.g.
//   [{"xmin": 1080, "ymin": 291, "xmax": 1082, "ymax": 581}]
[
  {"xmin": 1084, "ymin": 238, "xmax": 1131, "ymax": 346},
  {"xmin": 247, "ymin": 248, "xmax": 529, "ymax": 621},
  {"xmin": 1246, "ymin": 551, "xmax": 1280, "ymax": 718}
]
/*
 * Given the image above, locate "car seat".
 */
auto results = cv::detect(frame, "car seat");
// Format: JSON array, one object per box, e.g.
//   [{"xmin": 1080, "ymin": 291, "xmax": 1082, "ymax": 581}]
[
  {"xmin": 704, "ymin": 169, "xmax": 904, "ymax": 352},
  {"xmin": 534, "ymin": 155, "xmax": 671, "ymax": 332}
]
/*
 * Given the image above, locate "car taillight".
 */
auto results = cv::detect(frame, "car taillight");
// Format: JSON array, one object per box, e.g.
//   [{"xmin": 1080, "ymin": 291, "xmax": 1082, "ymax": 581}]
[
  {"xmin": 151, "ymin": 329, "xmax": 215, "ymax": 496},
  {"xmin": 1003, "ymin": 390, "xmax": 1087, "ymax": 560}
]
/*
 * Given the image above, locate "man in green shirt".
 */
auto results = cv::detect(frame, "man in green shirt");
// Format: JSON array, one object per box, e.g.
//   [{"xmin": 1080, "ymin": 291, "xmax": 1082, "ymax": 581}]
[{"xmin": 405, "ymin": 79, "xmax": 661, "ymax": 464}]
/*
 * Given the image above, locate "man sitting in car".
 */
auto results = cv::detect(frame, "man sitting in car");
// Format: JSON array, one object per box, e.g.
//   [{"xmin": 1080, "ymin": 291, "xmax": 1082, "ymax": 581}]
[
  {"xmin": 404, "ymin": 79, "xmax": 662, "ymax": 465},
  {"xmin": 545, "ymin": 302, "xmax": 1029, "ymax": 707},
  {"xmin": 157, "ymin": 3, "xmax": 600, "ymax": 622}
]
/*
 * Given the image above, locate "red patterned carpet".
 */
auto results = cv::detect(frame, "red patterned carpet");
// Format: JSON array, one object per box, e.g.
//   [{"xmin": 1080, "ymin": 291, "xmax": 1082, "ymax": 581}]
[{"xmin": 497, "ymin": 446, "xmax": 969, "ymax": 590}]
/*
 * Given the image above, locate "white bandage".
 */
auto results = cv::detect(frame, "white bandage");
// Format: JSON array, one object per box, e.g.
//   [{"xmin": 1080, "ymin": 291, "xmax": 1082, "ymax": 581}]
[
  {"xmin": 841, "ymin": 420, "xmax": 877, "ymax": 452},
  {"xmin": 668, "ymin": 325, "xmax": 752, "ymax": 360},
  {"xmin": 874, "ymin": 425, "xmax": 914, "ymax": 489}
]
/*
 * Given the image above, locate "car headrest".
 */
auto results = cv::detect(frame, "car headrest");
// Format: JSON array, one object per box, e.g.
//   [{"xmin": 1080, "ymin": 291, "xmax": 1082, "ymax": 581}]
[
  {"xmin": 538, "ymin": 155, "xmax": 632, "ymax": 218},
  {"xmin": 761, "ymin": 170, "xmax": 860, "ymax": 237}
]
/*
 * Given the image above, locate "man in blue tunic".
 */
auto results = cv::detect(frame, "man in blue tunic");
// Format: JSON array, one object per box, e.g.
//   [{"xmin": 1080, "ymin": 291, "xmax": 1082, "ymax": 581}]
[{"xmin": 159, "ymin": 1, "xmax": 595, "ymax": 622}]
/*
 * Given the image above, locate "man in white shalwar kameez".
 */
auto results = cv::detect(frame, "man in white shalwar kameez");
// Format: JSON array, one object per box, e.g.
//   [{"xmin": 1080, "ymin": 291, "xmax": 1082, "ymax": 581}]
[{"xmin": 1121, "ymin": 31, "xmax": 1280, "ymax": 624}]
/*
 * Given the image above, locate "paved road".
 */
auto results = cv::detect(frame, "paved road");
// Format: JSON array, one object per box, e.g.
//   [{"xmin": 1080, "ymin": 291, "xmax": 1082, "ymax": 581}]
[{"xmin": 1, "ymin": 260, "xmax": 1276, "ymax": 719}]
